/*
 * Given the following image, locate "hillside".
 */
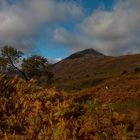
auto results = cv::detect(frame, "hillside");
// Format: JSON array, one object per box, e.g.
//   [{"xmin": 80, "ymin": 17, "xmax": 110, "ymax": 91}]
[
  {"xmin": 0, "ymin": 73, "xmax": 140, "ymax": 139},
  {"xmin": 1, "ymin": 48, "xmax": 140, "ymax": 139},
  {"xmin": 52, "ymin": 49, "xmax": 140, "ymax": 90},
  {"xmin": 1, "ymin": 49, "xmax": 140, "ymax": 139}
]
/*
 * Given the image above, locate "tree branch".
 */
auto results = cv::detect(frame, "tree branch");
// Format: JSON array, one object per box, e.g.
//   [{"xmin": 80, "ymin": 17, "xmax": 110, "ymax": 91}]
[{"xmin": 6, "ymin": 52, "xmax": 28, "ymax": 81}]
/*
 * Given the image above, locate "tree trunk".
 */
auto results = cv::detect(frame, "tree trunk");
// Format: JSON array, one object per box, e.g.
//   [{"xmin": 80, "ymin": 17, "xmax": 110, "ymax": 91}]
[{"xmin": 6, "ymin": 54, "xmax": 28, "ymax": 81}]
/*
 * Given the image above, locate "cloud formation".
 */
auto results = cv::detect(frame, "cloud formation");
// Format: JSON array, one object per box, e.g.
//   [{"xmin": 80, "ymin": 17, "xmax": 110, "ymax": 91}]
[
  {"xmin": 54, "ymin": 57, "xmax": 62, "ymax": 62},
  {"xmin": 53, "ymin": 27, "xmax": 95, "ymax": 52},
  {"xmin": 0, "ymin": 0, "xmax": 83, "ymax": 52},
  {"xmin": 53, "ymin": 0, "xmax": 140, "ymax": 56},
  {"xmin": 1, "ymin": 0, "xmax": 140, "ymax": 56}
]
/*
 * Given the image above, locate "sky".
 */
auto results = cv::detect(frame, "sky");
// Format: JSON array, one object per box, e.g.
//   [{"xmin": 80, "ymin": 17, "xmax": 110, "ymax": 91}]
[{"xmin": 0, "ymin": 0, "xmax": 140, "ymax": 61}]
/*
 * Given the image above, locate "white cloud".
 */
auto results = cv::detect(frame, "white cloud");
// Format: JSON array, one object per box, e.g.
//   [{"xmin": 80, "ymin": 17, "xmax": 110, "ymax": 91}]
[
  {"xmin": 1, "ymin": 0, "xmax": 140, "ymax": 56},
  {"xmin": 53, "ymin": 27, "xmax": 95, "ymax": 52},
  {"xmin": 48, "ymin": 57, "xmax": 62, "ymax": 64},
  {"xmin": 53, "ymin": 0, "xmax": 140, "ymax": 56},
  {"xmin": 54, "ymin": 57, "xmax": 62, "ymax": 62},
  {"xmin": 0, "ymin": 0, "xmax": 84, "ymax": 52}
]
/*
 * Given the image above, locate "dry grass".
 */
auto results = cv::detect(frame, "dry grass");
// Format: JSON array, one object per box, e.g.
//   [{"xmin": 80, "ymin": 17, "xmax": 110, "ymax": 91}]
[
  {"xmin": 52, "ymin": 54, "xmax": 140, "ymax": 90},
  {"xmin": 0, "ymin": 74, "xmax": 140, "ymax": 139}
]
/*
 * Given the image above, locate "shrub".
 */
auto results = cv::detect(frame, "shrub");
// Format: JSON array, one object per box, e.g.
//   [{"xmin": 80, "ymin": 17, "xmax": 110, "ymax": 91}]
[
  {"xmin": 134, "ymin": 67, "xmax": 140, "ymax": 73},
  {"xmin": 122, "ymin": 70, "xmax": 128, "ymax": 75},
  {"xmin": 0, "ymin": 74, "xmax": 140, "ymax": 139}
]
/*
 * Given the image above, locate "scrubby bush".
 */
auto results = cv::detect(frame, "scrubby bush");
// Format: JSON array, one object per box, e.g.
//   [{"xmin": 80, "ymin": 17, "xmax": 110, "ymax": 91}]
[
  {"xmin": 0, "ymin": 74, "xmax": 140, "ymax": 139},
  {"xmin": 134, "ymin": 67, "xmax": 140, "ymax": 73},
  {"xmin": 122, "ymin": 70, "xmax": 128, "ymax": 75}
]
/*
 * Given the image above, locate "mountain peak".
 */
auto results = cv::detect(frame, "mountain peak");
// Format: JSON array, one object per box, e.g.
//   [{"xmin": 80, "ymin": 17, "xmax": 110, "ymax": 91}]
[{"xmin": 66, "ymin": 48, "xmax": 104, "ymax": 60}]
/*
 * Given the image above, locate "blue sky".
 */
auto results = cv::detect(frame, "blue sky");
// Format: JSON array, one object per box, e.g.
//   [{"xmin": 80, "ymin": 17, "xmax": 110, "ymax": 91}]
[
  {"xmin": 35, "ymin": 0, "xmax": 116, "ymax": 60},
  {"xmin": 0, "ymin": 0, "xmax": 140, "ymax": 61}
]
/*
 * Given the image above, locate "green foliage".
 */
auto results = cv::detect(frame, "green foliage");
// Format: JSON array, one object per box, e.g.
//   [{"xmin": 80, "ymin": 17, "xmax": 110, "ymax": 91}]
[
  {"xmin": 86, "ymin": 99, "xmax": 97, "ymax": 113},
  {"xmin": 0, "ymin": 57, "xmax": 7, "ymax": 66},
  {"xmin": 0, "ymin": 57, "xmax": 8, "ymax": 72},
  {"xmin": 0, "ymin": 46, "xmax": 54, "ymax": 84},
  {"xmin": 21, "ymin": 55, "xmax": 53, "ymax": 86},
  {"xmin": 1, "ymin": 46, "xmax": 23, "ymax": 64},
  {"xmin": 21, "ymin": 55, "xmax": 48, "ymax": 78},
  {"xmin": 0, "ymin": 46, "xmax": 28, "ymax": 80}
]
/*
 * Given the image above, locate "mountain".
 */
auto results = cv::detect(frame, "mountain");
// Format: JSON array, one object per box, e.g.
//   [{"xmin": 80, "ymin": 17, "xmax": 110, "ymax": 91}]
[
  {"xmin": 66, "ymin": 48, "xmax": 104, "ymax": 60},
  {"xmin": 52, "ymin": 49, "xmax": 140, "ymax": 91}
]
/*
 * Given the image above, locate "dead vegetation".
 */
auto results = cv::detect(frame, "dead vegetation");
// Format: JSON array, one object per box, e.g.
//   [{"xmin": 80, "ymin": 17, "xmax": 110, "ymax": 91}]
[{"xmin": 0, "ymin": 74, "xmax": 140, "ymax": 139}]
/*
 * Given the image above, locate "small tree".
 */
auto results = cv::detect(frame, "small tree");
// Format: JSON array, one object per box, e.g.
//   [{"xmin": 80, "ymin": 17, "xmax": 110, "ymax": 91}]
[
  {"xmin": 134, "ymin": 67, "xmax": 140, "ymax": 73},
  {"xmin": 21, "ymin": 55, "xmax": 53, "ymax": 85},
  {"xmin": 0, "ymin": 46, "xmax": 28, "ymax": 80},
  {"xmin": 21, "ymin": 55, "xmax": 48, "ymax": 78},
  {"xmin": 0, "ymin": 57, "xmax": 8, "ymax": 72}
]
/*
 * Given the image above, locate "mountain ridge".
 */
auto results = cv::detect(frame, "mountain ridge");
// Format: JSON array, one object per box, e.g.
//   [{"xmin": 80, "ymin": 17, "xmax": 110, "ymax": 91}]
[{"xmin": 65, "ymin": 48, "xmax": 104, "ymax": 60}]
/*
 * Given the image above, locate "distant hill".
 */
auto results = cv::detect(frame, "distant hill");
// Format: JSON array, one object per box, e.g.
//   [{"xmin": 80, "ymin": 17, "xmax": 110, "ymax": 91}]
[
  {"xmin": 52, "ymin": 49, "xmax": 140, "ymax": 91},
  {"xmin": 66, "ymin": 48, "xmax": 104, "ymax": 60}
]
